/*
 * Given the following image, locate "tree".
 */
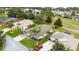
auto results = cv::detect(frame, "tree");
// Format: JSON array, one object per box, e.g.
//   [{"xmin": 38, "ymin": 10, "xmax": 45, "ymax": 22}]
[
  {"xmin": 27, "ymin": 13, "xmax": 35, "ymax": 20},
  {"xmin": 54, "ymin": 18, "xmax": 62, "ymax": 29},
  {"xmin": 52, "ymin": 39, "xmax": 65, "ymax": 51},
  {"xmin": 45, "ymin": 16, "xmax": 52, "ymax": 23},
  {"xmin": 40, "ymin": 7, "xmax": 54, "ymax": 23},
  {"xmin": 7, "ymin": 7, "xmax": 27, "ymax": 19},
  {"xmin": 0, "ymin": 8, "xmax": 5, "ymax": 14}
]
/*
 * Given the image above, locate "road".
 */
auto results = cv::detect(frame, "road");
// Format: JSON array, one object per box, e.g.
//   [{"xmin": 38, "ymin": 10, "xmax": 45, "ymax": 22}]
[{"xmin": 63, "ymin": 27, "xmax": 79, "ymax": 34}]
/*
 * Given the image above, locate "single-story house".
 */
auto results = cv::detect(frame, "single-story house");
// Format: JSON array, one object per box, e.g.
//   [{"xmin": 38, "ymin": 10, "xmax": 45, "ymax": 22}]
[
  {"xmin": 30, "ymin": 25, "xmax": 52, "ymax": 40},
  {"xmin": 13, "ymin": 19, "xmax": 33, "ymax": 30},
  {"xmin": 50, "ymin": 32, "xmax": 79, "ymax": 50},
  {"xmin": 72, "ymin": 16, "xmax": 79, "ymax": 21}
]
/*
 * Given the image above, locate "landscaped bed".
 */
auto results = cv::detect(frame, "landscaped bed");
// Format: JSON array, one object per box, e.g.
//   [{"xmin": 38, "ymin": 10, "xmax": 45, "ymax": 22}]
[{"xmin": 6, "ymin": 28, "xmax": 22, "ymax": 38}]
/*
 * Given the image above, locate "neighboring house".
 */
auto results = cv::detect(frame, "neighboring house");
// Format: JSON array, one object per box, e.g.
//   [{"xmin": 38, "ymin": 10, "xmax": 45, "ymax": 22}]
[
  {"xmin": 50, "ymin": 32, "xmax": 79, "ymax": 50},
  {"xmin": 53, "ymin": 10, "xmax": 64, "ymax": 16},
  {"xmin": 72, "ymin": 16, "xmax": 79, "ymax": 21},
  {"xmin": 53, "ymin": 10, "xmax": 72, "ymax": 17},
  {"xmin": 13, "ymin": 19, "xmax": 33, "ymax": 30}
]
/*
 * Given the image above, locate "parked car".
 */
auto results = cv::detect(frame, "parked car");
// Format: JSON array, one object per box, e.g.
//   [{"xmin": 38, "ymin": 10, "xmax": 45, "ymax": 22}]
[{"xmin": 34, "ymin": 44, "xmax": 43, "ymax": 51}]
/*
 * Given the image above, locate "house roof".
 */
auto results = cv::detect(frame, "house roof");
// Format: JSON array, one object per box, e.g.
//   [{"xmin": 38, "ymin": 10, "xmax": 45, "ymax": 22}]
[
  {"xmin": 32, "ymin": 25, "xmax": 52, "ymax": 39},
  {"xmin": 50, "ymin": 32, "xmax": 79, "ymax": 50},
  {"xmin": 5, "ymin": 18, "xmax": 17, "ymax": 22},
  {"xmin": 72, "ymin": 16, "xmax": 79, "ymax": 19},
  {"xmin": 13, "ymin": 19, "xmax": 33, "ymax": 30}
]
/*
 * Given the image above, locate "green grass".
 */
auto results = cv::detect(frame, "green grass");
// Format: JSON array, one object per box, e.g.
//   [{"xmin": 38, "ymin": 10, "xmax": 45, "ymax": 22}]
[
  {"xmin": 56, "ymin": 27, "xmax": 67, "ymax": 32},
  {"xmin": 0, "ymin": 25, "xmax": 5, "ymax": 31},
  {"xmin": 20, "ymin": 33, "xmax": 50, "ymax": 48},
  {"xmin": 37, "ymin": 34, "xmax": 50, "ymax": 44},
  {"xmin": 6, "ymin": 28, "xmax": 22, "ymax": 38},
  {"xmin": 6, "ymin": 22, "xmax": 13, "ymax": 27},
  {"xmin": 62, "ymin": 18, "xmax": 79, "ymax": 30},
  {"xmin": 71, "ymin": 32, "xmax": 79, "ymax": 39},
  {"xmin": 53, "ymin": 16, "xmax": 79, "ymax": 30},
  {"xmin": 56, "ymin": 27, "xmax": 79, "ymax": 40},
  {"xmin": 20, "ymin": 38, "xmax": 37, "ymax": 48}
]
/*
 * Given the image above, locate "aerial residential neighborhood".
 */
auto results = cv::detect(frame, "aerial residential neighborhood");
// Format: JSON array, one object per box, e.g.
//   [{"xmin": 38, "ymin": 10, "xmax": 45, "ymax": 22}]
[{"xmin": 0, "ymin": 7, "xmax": 79, "ymax": 51}]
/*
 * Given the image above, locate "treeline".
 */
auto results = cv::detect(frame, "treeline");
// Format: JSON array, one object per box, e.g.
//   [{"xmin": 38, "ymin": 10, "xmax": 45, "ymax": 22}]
[
  {"xmin": 6, "ymin": 7, "xmax": 54, "ymax": 24},
  {"xmin": 53, "ymin": 7, "xmax": 79, "ymax": 11}
]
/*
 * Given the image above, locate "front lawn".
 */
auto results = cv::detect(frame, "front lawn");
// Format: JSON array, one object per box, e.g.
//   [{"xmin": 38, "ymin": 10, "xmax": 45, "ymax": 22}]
[
  {"xmin": 20, "ymin": 36, "xmax": 49, "ymax": 49},
  {"xmin": 20, "ymin": 32, "xmax": 51, "ymax": 48},
  {"xmin": 0, "ymin": 25, "xmax": 5, "ymax": 31},
  {"xmin": 20, "ymin": 38, "xmax": 37, "ymax": 48},
  {"xmin": 6, "ymin": 28, "xmax": 22, "ymax": 38}
]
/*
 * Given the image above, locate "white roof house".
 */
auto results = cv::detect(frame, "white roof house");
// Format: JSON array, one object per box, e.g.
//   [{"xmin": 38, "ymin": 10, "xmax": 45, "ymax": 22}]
[
  {"xmin": 13, "ymin": 19, "xmax": 33, "ymax": 30},
  {"xmin": 50, "ymin": 32, "xmax": 79, "ymax": 50}
]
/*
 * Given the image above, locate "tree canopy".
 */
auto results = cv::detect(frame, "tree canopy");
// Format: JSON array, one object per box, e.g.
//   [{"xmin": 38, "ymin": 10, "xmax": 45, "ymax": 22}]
[
  {"xmin": 54, "ymin": 18, "xmax": 62, "ymax": 29},
  {"xmin": 7, "ymin": 8, "xmax": 27, "ymax": 19},
  {"xmin": 52, "ymin": 39, "xmax": 65, "ymax": 51}
]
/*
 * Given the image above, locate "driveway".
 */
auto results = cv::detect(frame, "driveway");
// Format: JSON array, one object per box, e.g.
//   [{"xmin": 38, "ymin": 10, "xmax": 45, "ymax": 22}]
[{"xmin": 39, "ymin": 40, "xmax": 54, "ymax": 51}]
